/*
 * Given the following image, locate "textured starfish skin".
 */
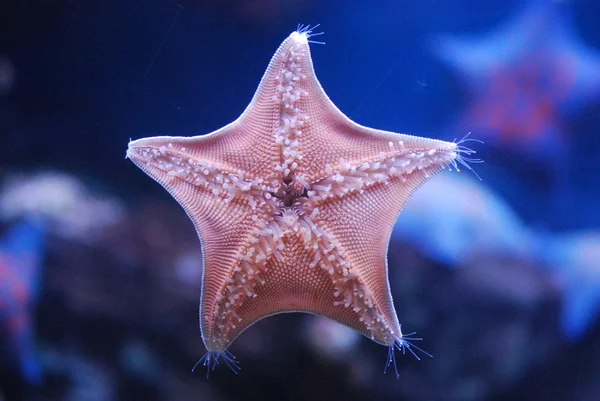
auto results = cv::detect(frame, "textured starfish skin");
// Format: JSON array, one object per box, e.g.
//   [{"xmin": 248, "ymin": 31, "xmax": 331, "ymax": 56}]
[{"xmin": 127, "ymin": 30, "xmax": 464, "ymax": 356}]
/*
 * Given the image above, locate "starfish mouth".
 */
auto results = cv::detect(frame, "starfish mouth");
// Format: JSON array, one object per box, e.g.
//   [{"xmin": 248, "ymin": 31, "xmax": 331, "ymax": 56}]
[{"xmin": 271, "ymin": 180, "xmax": 309, "ymax": 209}]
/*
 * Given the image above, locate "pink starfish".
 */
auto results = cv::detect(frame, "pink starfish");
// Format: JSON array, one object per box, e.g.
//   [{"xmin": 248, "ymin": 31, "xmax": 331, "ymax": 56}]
[{"xmin": 127, "ymin": 26, "xmax": 478, "ymax": 377}]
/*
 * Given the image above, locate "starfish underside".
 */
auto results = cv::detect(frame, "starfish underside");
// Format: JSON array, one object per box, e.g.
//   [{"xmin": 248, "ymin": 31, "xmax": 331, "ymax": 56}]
[{"xmin": 127, "ymin": 29, "xmax": 471, "ymax": 369}]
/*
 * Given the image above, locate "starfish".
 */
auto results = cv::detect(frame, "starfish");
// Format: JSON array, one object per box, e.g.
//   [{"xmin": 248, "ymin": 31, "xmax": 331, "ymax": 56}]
[
  {"xmin": 432, "ymin": 1, "xmax": 600, "ymax": 155},
  {"xmin": 126, "ymin": 25, "xmax": 477, "ymax": 377}
]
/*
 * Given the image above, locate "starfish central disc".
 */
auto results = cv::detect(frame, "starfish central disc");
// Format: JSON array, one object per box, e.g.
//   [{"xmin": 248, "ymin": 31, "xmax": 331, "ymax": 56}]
[{"xmin": 126, "ymin": 29, "xmax": 477, "ymax": 366}]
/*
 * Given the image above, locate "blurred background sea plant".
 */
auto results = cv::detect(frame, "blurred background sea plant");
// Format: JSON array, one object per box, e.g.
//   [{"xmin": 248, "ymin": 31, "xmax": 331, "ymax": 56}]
[{"xmin": 0, "ymin": 0, "xmax": 599, "ymax": 400}]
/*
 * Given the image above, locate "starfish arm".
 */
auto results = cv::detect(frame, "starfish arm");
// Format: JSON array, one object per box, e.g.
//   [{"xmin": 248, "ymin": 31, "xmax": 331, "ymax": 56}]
[
  {"xmin": 305, "ymin": 134, "xmax": 459, "ymax": 202},
  {"xmin": 127, "ymin": 137, "xmax": 277, "ymax": 209},
  {"xmin": 127, "ymin": 141, "xmax": 280, "ymax": 346},
  {"xmin": 127, "ymin": 121, "xmax": 281, "ymax": 186},
  {"xmin": 242, "ymin": 31, "xmax": 322, "ymax": 184},
  {"xmin": 268, "ymin": 32, "xmax": 461, "ymax": 186}
]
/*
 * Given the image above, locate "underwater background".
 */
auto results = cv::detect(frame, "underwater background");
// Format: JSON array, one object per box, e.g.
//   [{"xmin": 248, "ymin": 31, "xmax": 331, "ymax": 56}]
[{"xmin": 1, "ymin": 0, "xmax": 600, "ymax": 400}]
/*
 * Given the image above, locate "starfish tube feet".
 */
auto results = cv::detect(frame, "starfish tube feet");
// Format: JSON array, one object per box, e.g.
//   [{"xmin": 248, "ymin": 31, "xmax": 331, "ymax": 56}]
[
  {"xmin": 193, "ymin": 349, "xmax": 240, "ymax": 378},
  {"xmin": 384, "ymin": 332, "xmax": 432, "ymax": 379}
]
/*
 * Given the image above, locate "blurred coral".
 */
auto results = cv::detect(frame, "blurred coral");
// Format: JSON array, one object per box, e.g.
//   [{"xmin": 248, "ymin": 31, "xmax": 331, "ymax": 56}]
[
  {"xmin": 542, "ymin": 231, "xmax": 600, "ymax": 340},
  {"xmin": 0, "ymin": 172, "xmax": 123, "ymax": 242},
  {"xmin": 303, "ymin": 316, "xmax": 360, "ymax": 359},
  {"xmin": 394, "ymin": 174, "xmax": 600, "ymax": 340}
]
